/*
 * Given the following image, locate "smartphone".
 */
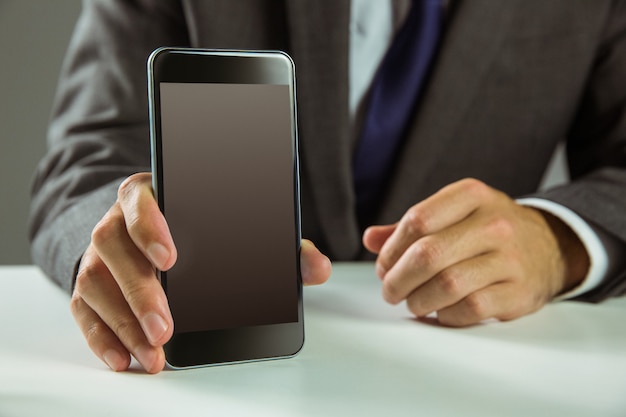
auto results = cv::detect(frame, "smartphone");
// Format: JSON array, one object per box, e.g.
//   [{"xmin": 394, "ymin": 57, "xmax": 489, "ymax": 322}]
[{"xmin": 148, "ymin": 48, "xmax": 303, "ymax": 368}]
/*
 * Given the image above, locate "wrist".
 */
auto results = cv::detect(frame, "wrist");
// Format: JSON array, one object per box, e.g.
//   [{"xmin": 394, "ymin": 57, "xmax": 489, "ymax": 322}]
[{"xmin": 537, "ymin": 209, "xmax": 590, "ymax": 295}]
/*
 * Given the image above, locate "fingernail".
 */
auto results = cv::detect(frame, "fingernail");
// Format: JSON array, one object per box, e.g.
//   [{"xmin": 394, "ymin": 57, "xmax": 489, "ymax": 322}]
[
  {"xmin": 103, "ymin": 349, "xmax": 124, "ymax": 371},
  {"xmin": 142, "ymin": 312, "xmax": 168, "ymax": 345},
  {"xmin": 134, "ymin": 346, "xmax": 158, "ymax": 372},
  {"xmin": 147, "ymin": 243, "xmax": 169, "ymax": 269}
]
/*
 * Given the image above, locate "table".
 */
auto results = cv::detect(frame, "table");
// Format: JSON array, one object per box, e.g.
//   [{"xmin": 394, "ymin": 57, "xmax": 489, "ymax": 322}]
[{"xmin": 1, "ymin": 264, "xmax": 625, "ymax": 417}]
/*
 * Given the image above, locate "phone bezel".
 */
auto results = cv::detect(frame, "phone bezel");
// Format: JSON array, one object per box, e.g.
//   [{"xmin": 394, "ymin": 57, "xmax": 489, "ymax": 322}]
[{"xmin": 147, "ymin": 47, "xmax": 304, "ymax": 369}]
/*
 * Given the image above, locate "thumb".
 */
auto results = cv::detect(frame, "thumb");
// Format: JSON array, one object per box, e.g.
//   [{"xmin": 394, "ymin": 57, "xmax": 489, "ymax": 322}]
[
  {"xmin": 300, "ymin": 239, "xmax": 331, "ymax": 286},
  {"xmin": 362, "ymin": 224, "xmax": 397, "ymax": 254}
]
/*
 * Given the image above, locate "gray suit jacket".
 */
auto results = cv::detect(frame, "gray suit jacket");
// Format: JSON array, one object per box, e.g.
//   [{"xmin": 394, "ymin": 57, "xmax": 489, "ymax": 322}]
[{"xmin": 30, "ymin": 0, "xmax": 626, "ymax": 301}]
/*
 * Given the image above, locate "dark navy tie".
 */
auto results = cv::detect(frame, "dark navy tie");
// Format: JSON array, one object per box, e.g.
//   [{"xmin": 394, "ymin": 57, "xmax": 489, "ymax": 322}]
[{"xmin": 352, "ymin": 0, "xmax": 442, "ymax": 225}]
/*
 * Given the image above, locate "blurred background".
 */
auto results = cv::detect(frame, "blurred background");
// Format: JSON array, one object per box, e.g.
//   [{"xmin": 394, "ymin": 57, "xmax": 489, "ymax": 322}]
[
  {"xmin": 0, "ymin": 0, "xmax": 569, "ymax": 266},
  {"xmin": 0, "ymin": 0, "xmax": 81, "ymax": 264}
]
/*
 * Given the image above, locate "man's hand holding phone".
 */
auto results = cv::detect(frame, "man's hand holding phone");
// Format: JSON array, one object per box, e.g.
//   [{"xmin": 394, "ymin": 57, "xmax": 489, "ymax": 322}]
[{"xmin": 70, "ymin": 173, "xmax": 331, "ymax": 373}]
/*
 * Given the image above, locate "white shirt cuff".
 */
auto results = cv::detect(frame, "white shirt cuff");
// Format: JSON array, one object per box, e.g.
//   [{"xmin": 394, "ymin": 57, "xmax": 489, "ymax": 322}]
[{"xmin": 516, "ymin": 198, "xmax": 608, "ymax": 300}]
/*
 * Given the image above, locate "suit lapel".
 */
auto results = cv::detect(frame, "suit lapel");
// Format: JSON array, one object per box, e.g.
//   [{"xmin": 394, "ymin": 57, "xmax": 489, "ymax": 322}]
[
  {"xmin": 377, "ymin": 1, "xmax": 517, "ymax": 224},
  {"xmin": 283, "ymin": 1, "xmax": 518, "ymax": 255},
  {"xmin": 285, "ymin": 2, "xmax": 362, "ymax": 259}
]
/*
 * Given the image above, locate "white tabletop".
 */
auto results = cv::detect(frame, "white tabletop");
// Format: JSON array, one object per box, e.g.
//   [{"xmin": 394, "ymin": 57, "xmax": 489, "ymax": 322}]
[{"xmin": 1, "ymin": 264, "xmax": 625, "ymax": 417}]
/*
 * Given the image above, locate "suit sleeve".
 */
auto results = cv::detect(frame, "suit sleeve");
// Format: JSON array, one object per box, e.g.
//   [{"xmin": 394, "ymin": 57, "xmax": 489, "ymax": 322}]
[
  {"xmin": 532, "ymin": 0, "xmax": 626, "ymax": 301},
  {"xmin": 28, "ymin": 0, "xmax": 189, "ymax": 292}
]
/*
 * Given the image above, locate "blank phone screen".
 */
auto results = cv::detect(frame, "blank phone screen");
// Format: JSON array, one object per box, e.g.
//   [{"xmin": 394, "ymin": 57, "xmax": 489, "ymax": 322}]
[{"xmin": 159, "ymin": 82, "xmax": 299, "ymax": 334}]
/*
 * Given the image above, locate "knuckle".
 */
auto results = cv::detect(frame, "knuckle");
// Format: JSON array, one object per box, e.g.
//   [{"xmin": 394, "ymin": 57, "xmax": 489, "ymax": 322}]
[
  {"xmin": 91, "ymin": 211, "xmax": 124, "ymax": 247},
  {"xmin": 463, "ymin": 292, "xmax": 488, "ymax": 319},
  {"xmin": 69, "ymin": 293, "xmax": 83, "ymax": 316},
  {"xmin": 437, "ymin": 269, "xmax": 463, "ymax": 297},
  {"xmin": 122, "ymin": 280, "xmax": 154, "ymax": 315},
  {"xmin": 405, "ymin": 205, "xmax": 432, "ymax": 236},
  {"xmin": 487, "ymin": 216, "xmax": 514, "ymax": 241},
  {"xmin": 376, "ymin": 259, "xmax": 390, "ymax": 277},
  {"xmin": 409, "ymin": 237, "xmax": 442, "ymax": 270},
  {"xmin": 383, "ymin": 279, "xmax": 403, "ymax": 303},
  {"xmin": 83, "ymin": 320, "xmax": 109, "ymax": 350},
  {"xmin": 118, "ymin": 172, "xmax": 151, "ymax": 202},
  {"xmin": 117, "ymin": 174, "xmax": 140, "ymax": 200},
  {"xmin": 109, "ymin": 316, "xmax": 138, "ymax": 347},
  {"xmin": 460, "ymin": 178, "xmax": 490, "ymax": 199},
  {"xmin": 74, "ymin": 262, "xmax": 106, "ymax": 297},
  {"xmin": 124, "ymin": 213, "xmax": 146, "ymax": 242},
  {"xmin": 406, "ymin": 295, "xmax": 426, "ymax": 317},
  {"xmin": 116, "ymin": 174, "xmax": 157, "ymax": 245},
  {"xmin": 406, "ymin": 300, "xmax": 419, "ymax": 316}
]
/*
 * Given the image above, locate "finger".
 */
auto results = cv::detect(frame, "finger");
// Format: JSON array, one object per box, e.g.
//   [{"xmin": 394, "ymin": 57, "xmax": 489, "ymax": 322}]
[
  {"xmin": 300, "ymin": 239, "xmax": 332, "ymax": 286},
  {"xmin": 73, "ymin": 248, "xmax": 164, "ymax": 373},
  {"xmin": 436, "ymin": 282, "xmax": 540, "ymax": 327},
  {"xmin": 362, "ymin": 224, "xmax": 397, "ymax": 255},
  {"xmin": 91, "ymin": 204, "xmax": 173, "ymax": 348},
  {"xmin": 405, "ymin": 253, "xmax": 506, "ymax": 317},
  {"xmin": 381, "ymin": 210, "xmax": 500, "ymax": 304},
  {"xmin": 117, "ymin": 173, "xmax": 177, "ymax": 271},
  {"xmin": 70, "ymin": 294, "xmax": 131, "ymax": 372},
  {"xmin": 377, "ymin": 178, "xmax": 492, "ymax": 278}
]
